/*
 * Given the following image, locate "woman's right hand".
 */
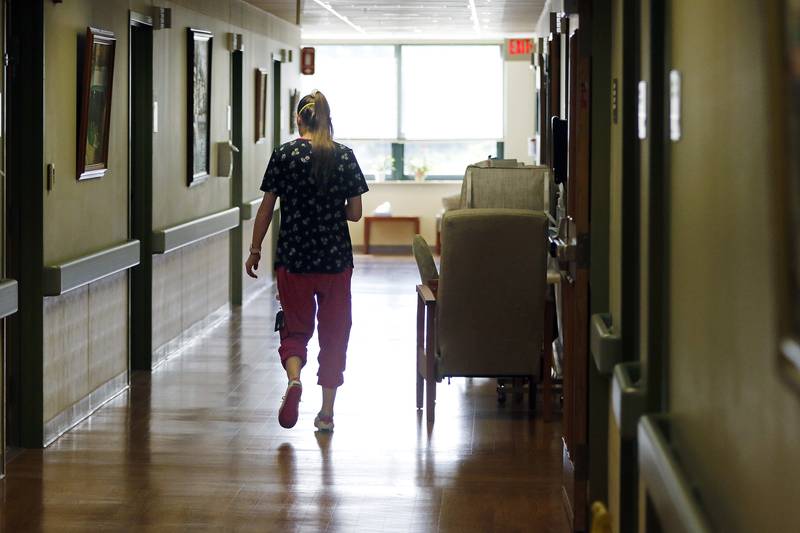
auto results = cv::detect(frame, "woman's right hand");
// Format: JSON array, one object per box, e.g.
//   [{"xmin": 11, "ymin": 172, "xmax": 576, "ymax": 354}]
[{"xmin": 245, "ymin": 253, "xmax": 260, "ymax": 278}]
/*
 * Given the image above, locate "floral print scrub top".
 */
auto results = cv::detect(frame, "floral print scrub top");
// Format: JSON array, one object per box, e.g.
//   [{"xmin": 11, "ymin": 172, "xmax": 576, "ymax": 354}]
[{"xmin": 261, "ymin": 139, "xmax": 369, "ymax": 274}]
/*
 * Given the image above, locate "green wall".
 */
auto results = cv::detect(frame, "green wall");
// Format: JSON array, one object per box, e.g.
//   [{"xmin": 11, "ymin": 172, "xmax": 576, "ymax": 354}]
[
  {"xmin": 152, "ymin": 0, "xmax": 299, "ymax": 230},
  {"xmin": 42, "ymin": 0, "xmax": 299, "ymax": 246},
  {"xmin": 666, "ymin": 1, "xmax": 800, "ymax": 530},
  {"xmin": 608, "ymin": 0, "xmax": 624, "ymax": 330},
  {"xmin": 43, "ymin": 1, "xmax": 131, "ymax": 265}
]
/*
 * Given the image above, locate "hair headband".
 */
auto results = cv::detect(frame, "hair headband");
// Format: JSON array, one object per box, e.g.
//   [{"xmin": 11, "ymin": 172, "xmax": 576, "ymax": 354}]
[{"xmin": 299, "ymin": 101, "xmax": 316, "ymax": 115}]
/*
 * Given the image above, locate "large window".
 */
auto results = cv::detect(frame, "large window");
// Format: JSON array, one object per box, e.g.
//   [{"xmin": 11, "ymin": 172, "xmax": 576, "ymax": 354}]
[
  {"xmin": 401, "ymin": 46, "xmax": 503, "ymax": 140},
  {"xmin": 303, "ymin": 45, "xmax": 397, "ymax": 139},
  {"xmin": 301, "ymin": 44, "xmax": 503, "ymax": 180}
]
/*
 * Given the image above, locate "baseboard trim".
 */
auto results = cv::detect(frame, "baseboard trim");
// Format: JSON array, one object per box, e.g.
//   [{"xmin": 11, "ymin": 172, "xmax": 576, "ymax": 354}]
[
  {"xmin": 43, "ymin": 371, "xmax": 129, "ymax": 447},
  {"xmin": 152, "ymin": 303, "xmax": 232, "ymax": 370}
]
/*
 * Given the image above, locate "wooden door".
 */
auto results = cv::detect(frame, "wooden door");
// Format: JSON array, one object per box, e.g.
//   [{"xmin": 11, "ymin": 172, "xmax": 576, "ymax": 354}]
[
  {"xmin": 129, "ymin": 14, "xmax": 154, "ymax": 371},
  {"xmin": 560, "ymin": 21, "xmax": 592, "ymax": 533}
]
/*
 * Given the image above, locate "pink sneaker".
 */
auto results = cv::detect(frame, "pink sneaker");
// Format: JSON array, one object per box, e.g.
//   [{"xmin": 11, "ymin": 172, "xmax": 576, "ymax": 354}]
[
  {"xmin": 314, "ymin": 412, "xmax": 334, "ymax": 432},
  {"xmin": 278, "ymin": 380, "xmax": 302, "ymax": 428}
]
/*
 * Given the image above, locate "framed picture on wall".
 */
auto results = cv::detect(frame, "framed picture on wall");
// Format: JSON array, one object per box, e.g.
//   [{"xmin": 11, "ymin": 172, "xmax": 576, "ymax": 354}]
[
  {"xmin": 187, "ymin": 28, "xmax": 213, "ymax": 187},
  {"xmin": 255, "ymin": 68, "xmax": 268, "ymax": 143},
  {"xmin": 77, "ymin": 27, "xmax": 116, "ymax": 181},
  {"xmin": 780, "ymin": 0, "xmax": 800, "ymax": 394},
  {"xmin": 289, "ymin": 89, "xmax": 299, "ymax": 135}
]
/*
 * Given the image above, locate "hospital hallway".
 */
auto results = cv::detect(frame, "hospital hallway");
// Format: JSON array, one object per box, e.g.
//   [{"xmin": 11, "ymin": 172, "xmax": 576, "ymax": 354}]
[{"xmin": 0, "ymin": 256, "xmax": 567, "ymax": 532}]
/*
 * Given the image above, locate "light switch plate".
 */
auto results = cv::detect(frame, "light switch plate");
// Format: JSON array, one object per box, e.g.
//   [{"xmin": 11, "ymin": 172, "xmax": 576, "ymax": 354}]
[
  {"xmin": 669, "ymin": 70, "xmax": 681, "ymax": 141},
  {"xmin": 638, "ymin": 80, "xmax": 648, "ymax": 140},
  {"xmin": 153, "ymin": 100, "xmax": 159, "ymax": 133}
]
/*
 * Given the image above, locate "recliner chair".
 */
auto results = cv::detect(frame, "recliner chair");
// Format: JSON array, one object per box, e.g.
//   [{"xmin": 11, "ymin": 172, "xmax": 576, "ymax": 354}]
[{"xmin": 415, "ymin": 209, "xmax": 548, "ymax": 422}]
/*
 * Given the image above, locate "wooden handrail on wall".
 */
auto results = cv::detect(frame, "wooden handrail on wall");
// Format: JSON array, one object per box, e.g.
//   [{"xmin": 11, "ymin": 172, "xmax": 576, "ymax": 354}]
[
  {"xmin": 590, "ymin": 312, "xmax": 623, "ymax": 375},
  {"xmin": 152, "ymin": 207, "xmax": 240, "ymax": 254},
  {"xmin": 42, "ymin": 241, "xmax": 140, "ymax": 297},
  {"xmin": 0, "ymin": 279, "xmax": 18, "ymax": 318},
  {"xmin": 638, "ymin": 415, "xmax": 714, "ymax": 533},
  {"xmin": 240, "ymin": 197, "xmax": 262, "ymax": 220},
  {"xmin": 611, "ymin": 361, "xmax": 646, "ymax": 439}
]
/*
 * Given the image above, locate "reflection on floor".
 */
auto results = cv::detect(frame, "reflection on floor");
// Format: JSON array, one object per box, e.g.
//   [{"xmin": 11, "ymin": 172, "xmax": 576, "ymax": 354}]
[{"xmin": 0, "ymin": 256, "xmax": 567, "ymax": 532}]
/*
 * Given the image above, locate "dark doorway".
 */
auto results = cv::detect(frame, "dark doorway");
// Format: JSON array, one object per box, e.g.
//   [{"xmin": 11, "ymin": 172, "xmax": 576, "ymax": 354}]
[
  {"xmin": 129, "ymin": 13, "xmax": 153, "ymax": 371},
  {"xmin": 230, "ymin": 49, "xmax": 243, "ymax": 305},
  {"xmin": 272, "ymin": 59, "xmax": 282, "ymax": 149},
  {"xmin": 6, "ymin": 0, "xmax": 45, "ymax": 449}
]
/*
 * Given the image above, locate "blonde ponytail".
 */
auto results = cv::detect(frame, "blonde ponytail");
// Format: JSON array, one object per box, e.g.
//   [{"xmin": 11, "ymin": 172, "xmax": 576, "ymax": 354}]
[{"xmin": 297, "ymin": 90, "xmax": 336, "ymax": 191}]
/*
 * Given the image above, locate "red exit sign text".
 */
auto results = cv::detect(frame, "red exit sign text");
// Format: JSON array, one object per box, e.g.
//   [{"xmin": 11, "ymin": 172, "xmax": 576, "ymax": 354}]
[{"xmin": 506, "ymin": 38, "xmax": 533, "ymax": 60}]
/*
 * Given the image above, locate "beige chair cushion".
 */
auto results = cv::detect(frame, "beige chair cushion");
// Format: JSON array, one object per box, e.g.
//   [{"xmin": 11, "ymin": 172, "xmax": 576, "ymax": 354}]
[
  {"xmin": 436, "ymin": 209, "xmax": 547, "ymax": 378},
  {"xmin": 459, "ymin": 164, "xmax": 550, "ymax": 212},
  {"xmin": 412, "ymin": 235, "xmax": 438, "ymax": 284}
]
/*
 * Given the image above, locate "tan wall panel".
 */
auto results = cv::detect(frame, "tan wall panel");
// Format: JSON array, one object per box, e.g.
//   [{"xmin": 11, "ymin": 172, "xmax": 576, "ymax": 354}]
[
  {"xmin": 88, "ymin": 273, "xmax": 128, "ymax": 390},
  {"xmin": 207, "ymin": 233, "xmax": 230, "ymax": 313},
  {"xmin": 667, "ymin": 2, "xmax": 800, "ymax": 531},
  {"xmin": 43, "ymin": 0, "xmax": 130, "ymax": 264},
  {"xmin": 180, "ymin": 241, "xmax": 209, "ymax": 332},
  {"xmin": 152, "ymin": 251, "xmax": 183, "ymax": 350},
  {"xmin": 43, "ymin": 288, "xmax": 89, "ymax": 422}
]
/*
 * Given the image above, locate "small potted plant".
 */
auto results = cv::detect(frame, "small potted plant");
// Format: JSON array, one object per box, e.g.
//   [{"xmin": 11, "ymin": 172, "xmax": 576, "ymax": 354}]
[
  {"xmin": 372, "ymin": 155, "xmax": 394, "ymax": 182},
  {"xmin": 410, "ymin": 159, "xmax": 430, "ymax": 182}
]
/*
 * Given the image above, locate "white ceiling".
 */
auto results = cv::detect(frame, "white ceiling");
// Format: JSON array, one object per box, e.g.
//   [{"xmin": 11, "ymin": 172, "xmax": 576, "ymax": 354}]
[{"xmin": 243, "ymin": 0, "xmax": 546, "ymax": 40}]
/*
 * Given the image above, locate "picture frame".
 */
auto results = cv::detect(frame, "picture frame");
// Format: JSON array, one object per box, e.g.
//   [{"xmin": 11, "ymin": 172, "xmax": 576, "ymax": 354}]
[
  {"xmin": 77, "ymin": 27, "xmax": 116, "ymax": 181},
  {"xmin": 289, "ymin": 89, "xmax": 299, "ymax": 135},
  {"xmin": 187, "ymin": 28, "xmax": 213, "ymax": 187},
  {"xmin": 779, "ymin": 0, "xmax": 800, "ymax": 394},
  {"xmin": 255, "ymin": 68, "xmax": 268, "ymax": 143}
]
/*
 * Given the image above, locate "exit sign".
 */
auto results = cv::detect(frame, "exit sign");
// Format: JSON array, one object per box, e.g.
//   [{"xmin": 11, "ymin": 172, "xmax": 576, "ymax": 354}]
[{"xmin": 506, "ymin": 38, "xmax": 533, "ymax": 60}]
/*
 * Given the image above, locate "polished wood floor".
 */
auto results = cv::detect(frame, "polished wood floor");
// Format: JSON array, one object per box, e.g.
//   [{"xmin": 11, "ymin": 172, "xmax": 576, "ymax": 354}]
[{"xmin": 0, "ymin": 256, "xmax": 567, "ymax": 532}]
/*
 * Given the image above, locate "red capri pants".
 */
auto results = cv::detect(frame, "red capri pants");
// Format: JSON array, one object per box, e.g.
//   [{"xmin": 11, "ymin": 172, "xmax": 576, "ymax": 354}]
[{"xmin": 276, "ymin": 267, "xmax": 353, "ymax": 388}]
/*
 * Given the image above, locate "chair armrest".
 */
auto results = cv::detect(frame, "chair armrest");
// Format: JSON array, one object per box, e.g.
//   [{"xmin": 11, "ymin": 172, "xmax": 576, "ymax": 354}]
[{"xmin": 416, "ymin": 284, "xmax": 437, "ymax": 305}]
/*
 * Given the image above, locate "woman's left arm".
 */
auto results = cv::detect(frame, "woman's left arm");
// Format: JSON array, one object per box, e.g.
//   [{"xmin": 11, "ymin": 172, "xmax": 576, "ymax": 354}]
[
  {"xmin": 345, "ymin": 195, "xmax": 362, "ymax": 222},
  {"xmin": 245, "ymin": 192, "xmax": 278, "ymax": 278}
]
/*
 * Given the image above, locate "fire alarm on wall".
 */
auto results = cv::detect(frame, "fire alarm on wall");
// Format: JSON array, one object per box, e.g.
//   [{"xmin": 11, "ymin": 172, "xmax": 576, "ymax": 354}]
[{"xmin": 301, "ymin": 47, "xmax": 315, "ymax": 75}]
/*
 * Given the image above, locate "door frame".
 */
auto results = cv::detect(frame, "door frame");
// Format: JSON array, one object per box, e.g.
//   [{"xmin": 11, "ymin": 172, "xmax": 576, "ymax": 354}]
[
  {"xmin": 5, "ymin": 0, "xmax": 44, "ymax": 449},
  {"xmin": 230, "ymin": 48, "xmax": 243, "ymax": 305},
  {"xmin": 128, "ymin": 11, "xmax": 154, "ymax": 371},
  {"xmin": 560, "ymin": 8, "xmax": 592, "ymax": 530}
]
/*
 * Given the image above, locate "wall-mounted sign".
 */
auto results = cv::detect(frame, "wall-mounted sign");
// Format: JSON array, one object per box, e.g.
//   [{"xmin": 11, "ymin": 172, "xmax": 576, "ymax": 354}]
[
  {"xmin": 301, "ymin": 47, "xmax": 315, "ymax": 75},
  {"xmin": 638, "ymin": 80, "xmax": 648, "ymax": 140},
  {"xmin": 669, "ymin": 70, "xmax": 681, "ymax": 141},
  {"xmin": 505, "ymin": 38, "xmax": 533, "ymax": 60}
]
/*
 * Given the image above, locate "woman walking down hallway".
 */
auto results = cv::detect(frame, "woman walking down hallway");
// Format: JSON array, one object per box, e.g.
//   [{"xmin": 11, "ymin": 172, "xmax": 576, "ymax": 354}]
[{"xmin": 246, "ymin": 90, "xmax": 368, "ymax": 432}]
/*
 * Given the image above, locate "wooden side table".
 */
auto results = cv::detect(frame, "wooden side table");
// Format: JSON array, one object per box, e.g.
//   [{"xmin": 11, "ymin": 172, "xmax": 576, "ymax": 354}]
[{"xmin": 363, "ymin": 216, "xmax": 421, "ymax": 254}]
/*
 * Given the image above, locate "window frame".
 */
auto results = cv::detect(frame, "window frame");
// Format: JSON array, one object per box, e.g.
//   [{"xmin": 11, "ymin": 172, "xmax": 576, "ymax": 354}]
[{"xmin": 304, "ymin": 43, "xmax": 506, "ymax": 181}]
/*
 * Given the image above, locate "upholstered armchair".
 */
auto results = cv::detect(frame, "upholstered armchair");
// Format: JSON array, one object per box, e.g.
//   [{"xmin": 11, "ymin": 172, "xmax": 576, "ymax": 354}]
[
  {"xmin": 415, "ymin": 209, "xmax": 548, "ymax": 422},
  {"xmin": 459, "ymin": 161, "xmax": 551, "ymax": 212},
  {"xmin": 452, "ymin": 160, "xmax": 561, "ymax": 420}
]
